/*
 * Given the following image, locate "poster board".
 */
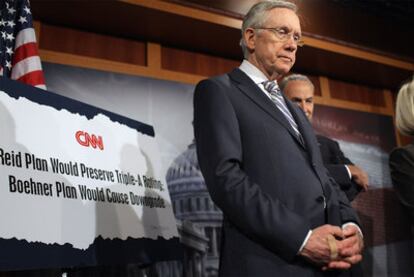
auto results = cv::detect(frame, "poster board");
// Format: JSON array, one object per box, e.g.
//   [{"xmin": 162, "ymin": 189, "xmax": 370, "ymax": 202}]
[{"xmin": 0, "ymin": 77, "xmax": 181, "ymax": 270}]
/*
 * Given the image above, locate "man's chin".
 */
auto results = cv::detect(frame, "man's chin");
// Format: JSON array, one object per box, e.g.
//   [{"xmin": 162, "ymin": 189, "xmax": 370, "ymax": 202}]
[{"xmin": 276, "ymin": 64, "xmax": 294, "ymax": 75}]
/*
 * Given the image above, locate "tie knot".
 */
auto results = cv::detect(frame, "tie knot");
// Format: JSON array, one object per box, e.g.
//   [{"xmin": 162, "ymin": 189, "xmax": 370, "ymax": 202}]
[{"xmin": 263, "ymin": 81, "xmax": 281, "ymax": 96}]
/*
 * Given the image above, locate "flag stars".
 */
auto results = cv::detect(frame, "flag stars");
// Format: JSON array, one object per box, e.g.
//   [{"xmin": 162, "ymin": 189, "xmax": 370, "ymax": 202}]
[
  {"xmin": 7, "ymin": 20, "xmax": 16, "ymax": 28},
  {"xmin": 24, "ymin": 6, "xmax": 31, "ymax": 15},
  {"xmin": 18, "ymin": 16, "xmax": 28, "ymax": 24},
  {"xmin": 7, "ymin": 7, "xmax": 16, "ymax": 15},
  {"xmin": 6, "ymin": 33, "xmax": 15, "ymax": 41},
  {"xmin": 5, "ymin": 60, "xmax": 12, "ymax": 70},
  {"xmin": 6, "ymin": 47, "xmax": 13, "ymax": 55},
  {"xmin": 1, "ymin": 0, "xmax": 46, "ymax": 88}
]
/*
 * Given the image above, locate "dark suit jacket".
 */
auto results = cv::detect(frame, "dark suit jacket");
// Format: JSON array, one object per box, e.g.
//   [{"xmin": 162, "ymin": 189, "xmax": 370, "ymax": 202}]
[
  {"xmin": 193, "ymin": 68, "xmax": 360, "ymax": 276},
  {"xmin": 389, "ymin": 143, "xmax": 414, "ymax": 222},
  {"xmin": 317, "ymin": 135, "xmax": 362, "ymax": 201}
]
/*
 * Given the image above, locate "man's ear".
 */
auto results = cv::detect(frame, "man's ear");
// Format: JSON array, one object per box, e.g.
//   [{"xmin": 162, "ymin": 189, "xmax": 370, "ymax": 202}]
[{"xmin": 243, "ymin": 28, "xmax": 256, "ymax": 52}]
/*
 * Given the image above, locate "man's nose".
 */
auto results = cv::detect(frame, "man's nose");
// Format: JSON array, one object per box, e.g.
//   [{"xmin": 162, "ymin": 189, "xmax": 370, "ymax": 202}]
[{"xmin": 284, "ymin": 36, "xmax": 298, "ymax": 51}]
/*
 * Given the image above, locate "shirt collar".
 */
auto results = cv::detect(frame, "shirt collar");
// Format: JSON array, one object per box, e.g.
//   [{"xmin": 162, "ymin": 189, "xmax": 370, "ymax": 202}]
[{"xmin": 239, "ymin": 59, "xmax": 275, "ymax": 86}]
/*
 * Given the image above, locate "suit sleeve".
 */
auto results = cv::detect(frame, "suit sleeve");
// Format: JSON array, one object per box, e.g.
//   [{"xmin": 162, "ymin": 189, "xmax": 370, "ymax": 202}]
[
  {"xmin": 322, "ymin": 138, "xmax": 361, "ymax": 201},
  {"xmin": 193, "ymin": 79, "xmax": 310, "ymax": 261},
  {"xmin": 314, "ymin": 137, "xmax": 360, "ymax": 225},
  {"xmin": 324, "ymin": 165, "xmax": 360, "ymax": 201},
  {"xmin": 330, "ymin": 139, "xmax": 352, "ymax": 165},
  {"xmin": 389, "ymin": 147, "xmax": 414, "ymax": 220},
  {"xmin": 325, "ymin": 164, "xmax": 351, "ymax": 185}
]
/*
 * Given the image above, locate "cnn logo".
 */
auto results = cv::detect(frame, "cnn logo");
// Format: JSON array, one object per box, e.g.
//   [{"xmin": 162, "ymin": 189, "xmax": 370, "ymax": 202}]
[{"xmin": 75, "ymin": 131, "xmax": 104, "ymax": 150}]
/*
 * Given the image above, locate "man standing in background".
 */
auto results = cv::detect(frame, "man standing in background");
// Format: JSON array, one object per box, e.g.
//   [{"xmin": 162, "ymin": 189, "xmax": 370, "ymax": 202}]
[
  {"xmin": 280, "ymin": 74, "xmax": 369, "ymax": 202},
  {"xmin": 193, "ymin": 1, "xmax": 363, "ymax": 276}
]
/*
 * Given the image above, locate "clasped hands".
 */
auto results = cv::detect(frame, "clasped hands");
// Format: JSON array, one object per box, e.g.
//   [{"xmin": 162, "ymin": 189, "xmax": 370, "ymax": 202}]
[{"xmin": 300, "ymin": 224, "xmax": 363, "ymax": 271}]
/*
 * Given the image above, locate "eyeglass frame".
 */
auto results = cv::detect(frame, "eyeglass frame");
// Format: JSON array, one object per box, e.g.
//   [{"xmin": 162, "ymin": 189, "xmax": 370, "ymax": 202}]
[{"xmin": 253, "ymin": 27, "xmax": 304, "ymax": 47}]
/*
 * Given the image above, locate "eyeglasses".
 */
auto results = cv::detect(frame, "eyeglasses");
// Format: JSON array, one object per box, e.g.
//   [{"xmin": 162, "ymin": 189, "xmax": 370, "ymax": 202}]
[{"xmin": 254, "ymin": 27, "xmax": 304, "ymax": 47}]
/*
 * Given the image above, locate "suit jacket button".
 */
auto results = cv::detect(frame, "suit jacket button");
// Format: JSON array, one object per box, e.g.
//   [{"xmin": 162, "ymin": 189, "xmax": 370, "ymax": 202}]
[
  {"xmin": 316, "ymin": 195, "xmax": 327, "ymax": 208},
  {"xmin": 316, "ymin": 196, "xmax": 324, "ymax": 203}
]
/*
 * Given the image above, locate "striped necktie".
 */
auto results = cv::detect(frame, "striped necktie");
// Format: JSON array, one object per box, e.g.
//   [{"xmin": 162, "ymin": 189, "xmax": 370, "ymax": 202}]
[{"xmin": 263, "ymin": 81, "xmax": 303, "ymax": 142}]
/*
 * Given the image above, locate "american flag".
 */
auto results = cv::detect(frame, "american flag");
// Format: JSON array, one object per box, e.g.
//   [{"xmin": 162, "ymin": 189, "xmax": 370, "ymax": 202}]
[{"xmin": 0, "ymin": 0, "xmax": 46, "ymax": 89}]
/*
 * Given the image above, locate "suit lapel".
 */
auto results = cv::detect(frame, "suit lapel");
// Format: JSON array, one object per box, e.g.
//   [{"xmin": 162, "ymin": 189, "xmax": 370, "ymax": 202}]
[
  {"xmin": 287, "ymin": 99, "xmax": 326, "ymax": 155},
  {"xmin": 229, "ymin": 69, "xmax": 305, "ymax": 148},
  {"xmin": 228, "ymin": 68, "xmax": 333, "ymax": 195},
  {"xmin": 289, "ymin": 102, "xmax": 333, "ymax": 193},
  {"xmin": 286, "ymin": 99, "xmax": 316, "ymax": 149}
]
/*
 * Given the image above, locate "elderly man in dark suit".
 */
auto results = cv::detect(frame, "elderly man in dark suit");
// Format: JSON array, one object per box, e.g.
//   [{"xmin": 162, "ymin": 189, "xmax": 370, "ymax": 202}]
[
  {"xmin": 280, "ymin": 74, "xmax": 369, "ymax": 202},
  {"xmin": 193, "ymin": 1, "xmax": 363, "ymax": 276}
]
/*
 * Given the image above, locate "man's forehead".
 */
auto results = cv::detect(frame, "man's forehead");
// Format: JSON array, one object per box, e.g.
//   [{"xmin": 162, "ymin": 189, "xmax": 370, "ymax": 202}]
[
  {"xmin": 289, "ymin": 80, "xmax": 312, "ymax": 88},
  {"xmin": 291, "ymin": 95, "xmax": 313, "ymax": 100},
  {"xmin": 285, "ymin": 81, "xmax": 314, "ymax": 97},
  {"xmin": 265, "ymin": 7, "xmax": 301, "ymax": 30}
]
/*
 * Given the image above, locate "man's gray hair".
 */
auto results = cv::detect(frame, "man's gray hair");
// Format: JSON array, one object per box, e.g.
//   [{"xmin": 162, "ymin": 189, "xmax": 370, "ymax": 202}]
[
  {"xmin": 395, "ymin": 76, "xmax": 414, "ymax": 136},
  {"xmin": 240, "ymin": 0, "xmax": 297, "ymax": 59},
  {"xmin": 279, "ymin": 73, "xmax": 314, "ymax": 92}
]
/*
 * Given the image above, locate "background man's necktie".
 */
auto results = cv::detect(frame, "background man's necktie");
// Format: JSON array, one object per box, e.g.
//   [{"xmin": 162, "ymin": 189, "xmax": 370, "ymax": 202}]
[{"xmin": 263, "ymin": 81, "xmax": 304, "ymax": 143}]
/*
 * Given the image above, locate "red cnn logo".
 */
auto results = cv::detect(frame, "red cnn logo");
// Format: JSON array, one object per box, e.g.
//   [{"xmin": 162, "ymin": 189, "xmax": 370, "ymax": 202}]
[{"xmin": 75, "ymin": 131, "xmax": 104, "ymax": 150}]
